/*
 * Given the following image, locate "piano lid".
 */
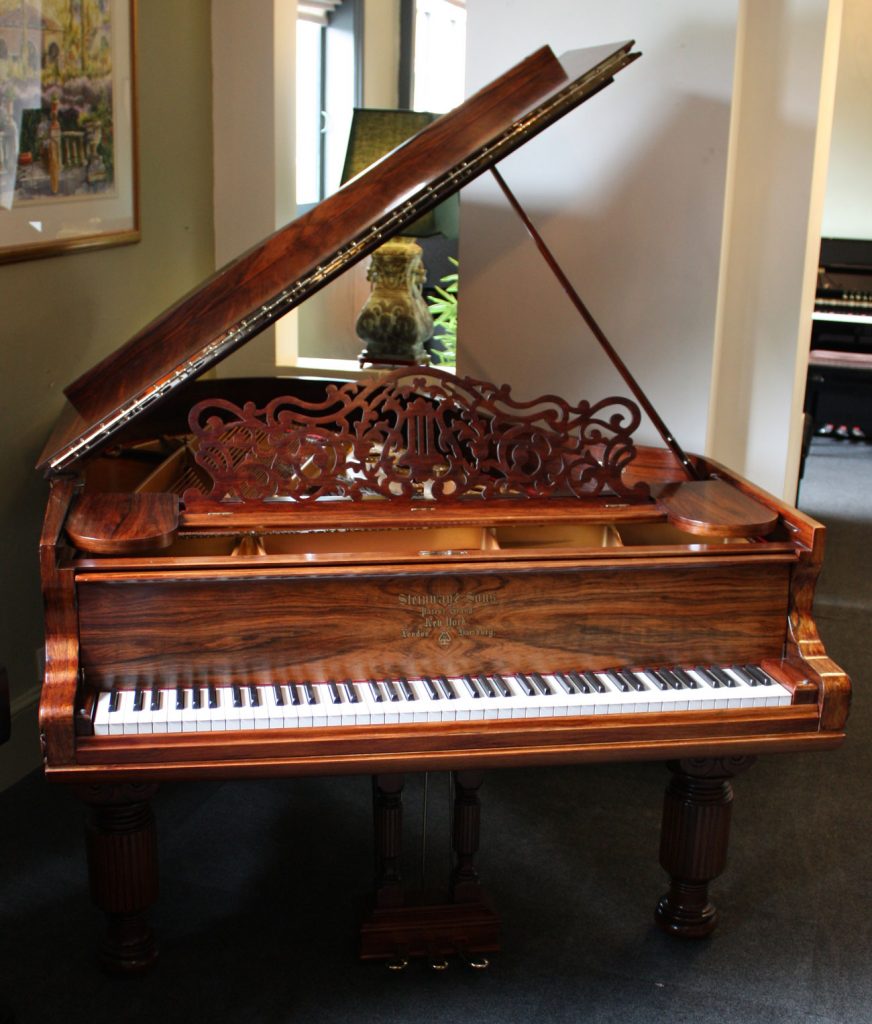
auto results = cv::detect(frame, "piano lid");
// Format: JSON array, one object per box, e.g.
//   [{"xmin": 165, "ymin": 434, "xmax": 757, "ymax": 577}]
[{"xmin": 39, "ymin": 40, "xmax": 639, "ymax": 474}]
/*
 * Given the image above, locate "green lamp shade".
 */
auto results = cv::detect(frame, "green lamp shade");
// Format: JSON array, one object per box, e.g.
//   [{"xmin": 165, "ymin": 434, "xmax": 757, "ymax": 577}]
[{"xmin": 341, "ymin": 108, "xmax": 458, "ymax": 238}]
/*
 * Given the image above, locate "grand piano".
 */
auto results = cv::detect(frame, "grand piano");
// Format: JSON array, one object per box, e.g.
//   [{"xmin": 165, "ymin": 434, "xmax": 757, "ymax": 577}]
[{"xmin": 37, "ymin": 41, "xmax": 850, "ymax": 972}]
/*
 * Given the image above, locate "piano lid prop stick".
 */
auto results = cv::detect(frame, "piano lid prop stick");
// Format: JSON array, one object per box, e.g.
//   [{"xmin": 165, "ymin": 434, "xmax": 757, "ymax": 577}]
[{"xmin": 489, "ymin": 165, "xmax": 701, "ymax": 482}]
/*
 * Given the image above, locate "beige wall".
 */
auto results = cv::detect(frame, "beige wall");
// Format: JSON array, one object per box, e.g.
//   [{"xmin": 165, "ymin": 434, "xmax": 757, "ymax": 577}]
[
  {"xmin": 0, "ymin": 0, "xmax": 215, "ymax": 785},
  {"xmin": 822, "ymin": 0, "xmax": 872, "ymax": 238},
  {"xmin": 459, "ymin": 1, "xmax": 740, "ymax": 461},
  {"xmin": 460, "ymin": 0, "xmax": 838, "ymax": 499}
]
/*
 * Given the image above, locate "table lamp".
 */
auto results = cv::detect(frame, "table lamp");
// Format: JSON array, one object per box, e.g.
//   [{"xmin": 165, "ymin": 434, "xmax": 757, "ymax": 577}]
[{"xmin": 340, "ymin": 108, "xmax": 458, "ymax": 366}]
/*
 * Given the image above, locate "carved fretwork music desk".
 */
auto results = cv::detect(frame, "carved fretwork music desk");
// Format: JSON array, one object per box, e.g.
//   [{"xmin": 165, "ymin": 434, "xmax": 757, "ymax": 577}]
[{"xmin": 36, "ymin": 41, "xmax": 849, "ymax": 972}]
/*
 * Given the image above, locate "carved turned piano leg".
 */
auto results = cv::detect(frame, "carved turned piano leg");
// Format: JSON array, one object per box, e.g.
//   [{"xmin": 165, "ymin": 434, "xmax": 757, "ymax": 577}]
[
  {"xmin": 372, "ymin": 773, "xmax": 405, "ymax": 910},
  {"xmin": 655, "ymin": 756, "xmax": 755, "ymax": 938},
  {"xmin": 450, "ymin": 770, "xmax": 484, "ymax": 904},
  {"xmin": 75, "ymin": 783, "xmax": 160, "ymax": 972}
]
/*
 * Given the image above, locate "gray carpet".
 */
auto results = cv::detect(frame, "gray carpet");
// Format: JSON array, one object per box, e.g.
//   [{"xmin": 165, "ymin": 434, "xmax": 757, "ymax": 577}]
[{"xmin": 0, "ymin": 437, "xmax": 869, "ymax": 1024}]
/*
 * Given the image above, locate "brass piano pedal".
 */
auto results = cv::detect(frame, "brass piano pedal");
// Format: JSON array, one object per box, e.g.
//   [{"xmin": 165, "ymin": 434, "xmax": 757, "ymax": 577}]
[
  {"xmin": 457, "ymin": 947, "xmax": 490, "ymax": 970},
  {"xmin": 385, "ymin": 954, "xmax": 409, "ymax": 972},
  {"xmin": 427, "ymin": 952, "xmax": 450, "ymax": 971}
]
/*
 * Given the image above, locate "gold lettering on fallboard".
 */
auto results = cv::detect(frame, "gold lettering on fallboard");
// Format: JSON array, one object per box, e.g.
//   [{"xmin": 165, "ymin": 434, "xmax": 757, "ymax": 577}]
[{"xmin": 397, "ymin": 590, "xmax": 499, "ymax": 646}]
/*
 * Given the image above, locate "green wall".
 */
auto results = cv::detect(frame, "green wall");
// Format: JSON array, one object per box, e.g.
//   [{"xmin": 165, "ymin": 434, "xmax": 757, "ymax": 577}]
[{"xmin": 0, "ymin": 0, "xmax": 214, "ymax": 783}]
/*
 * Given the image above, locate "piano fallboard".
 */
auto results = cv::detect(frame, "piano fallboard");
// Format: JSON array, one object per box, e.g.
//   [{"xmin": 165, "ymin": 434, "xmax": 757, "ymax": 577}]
[{"xmin": 74, "ymin": 557, "xmax": 794, "ymax": 687}]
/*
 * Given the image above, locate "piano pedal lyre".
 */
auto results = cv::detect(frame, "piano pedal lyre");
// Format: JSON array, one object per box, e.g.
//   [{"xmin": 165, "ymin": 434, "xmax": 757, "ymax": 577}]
[{"xmin": 361, "ymin": 772, "xmax": 500, "ymax": 968}]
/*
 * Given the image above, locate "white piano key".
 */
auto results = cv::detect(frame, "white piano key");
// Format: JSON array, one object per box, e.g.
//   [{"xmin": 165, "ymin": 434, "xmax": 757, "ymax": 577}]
[
  {"xmin": 219, "ymin": 686, "xmax": 243, "ymax": 730},
  {"xmin": 149, "ymin": 687, "xmax": 170, "ymax": 733},
  {"xmin": 264, "ymin": 685, "xmax": 288, "ymax": 728},
  {"xmin": 93, "ymin": 690, "xmax": 113, "ymax": 736},
  {"xmin": 165, "ymin": 687, "xmax": 185, "ymax": 732},
  {"xmin": 250, "ymin": 687, "xmax": 272, "ymax": 729},
  {"xmin": 192, "ymin": 688, "xmax": 213, "ymax": 732},
  {"xmin": 359, "ymin": 680, "xmax": 387, "ymax": 725},
  {"xmin": 134, "ymin": 688, "xmax": 154, "ymax": 734},
  {"xmin": 206, "ymin": 687, "xmax": 226, "ymax": 731},
  {"xmin": 179, "ymin": 689, "xmax": 199, "ymax": 733},
  {"xmin": 118, "ymin": 689, "xmax": 140, "ymax": 735}
]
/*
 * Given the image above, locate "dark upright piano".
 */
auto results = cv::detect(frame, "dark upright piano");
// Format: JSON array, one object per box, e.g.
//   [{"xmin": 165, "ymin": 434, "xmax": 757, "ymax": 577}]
[
  {"xmin": 805, "ymin": 237, "xmax": 872, "ymax": 440},
  {"xmin": 37, "ymin": 41, "xmax": 850, "ymax": 972}
]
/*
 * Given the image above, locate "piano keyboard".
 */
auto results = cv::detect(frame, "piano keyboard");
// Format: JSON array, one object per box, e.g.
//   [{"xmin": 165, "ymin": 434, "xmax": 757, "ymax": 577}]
[{"xmin": 92, "ymin": 665, "xmax": 791, "ymax": 736}]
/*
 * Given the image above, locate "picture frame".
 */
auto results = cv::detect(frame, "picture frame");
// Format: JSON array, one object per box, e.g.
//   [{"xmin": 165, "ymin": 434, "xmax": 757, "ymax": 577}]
[{"xmin": 0, "ymin": 0, "xmax": 138, "ymax": 264}]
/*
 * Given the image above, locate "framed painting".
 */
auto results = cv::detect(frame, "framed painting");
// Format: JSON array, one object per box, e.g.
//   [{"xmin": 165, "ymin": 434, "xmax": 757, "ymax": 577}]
[{"xmin": 0, "ymin": 0, "xmax": 138, "ymax": 264}]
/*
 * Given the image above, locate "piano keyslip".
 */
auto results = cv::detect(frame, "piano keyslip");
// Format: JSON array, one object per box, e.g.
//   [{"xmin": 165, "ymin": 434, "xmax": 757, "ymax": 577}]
[{"xmin": 91, "ymin": 664, "xmax": 791, "ymax": 737}]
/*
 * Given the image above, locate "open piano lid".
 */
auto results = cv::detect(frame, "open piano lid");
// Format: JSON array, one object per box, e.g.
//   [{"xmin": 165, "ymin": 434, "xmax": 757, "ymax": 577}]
[{"xmin": 38, "ymin": 41, "xmax": 639, "ymax": 475}]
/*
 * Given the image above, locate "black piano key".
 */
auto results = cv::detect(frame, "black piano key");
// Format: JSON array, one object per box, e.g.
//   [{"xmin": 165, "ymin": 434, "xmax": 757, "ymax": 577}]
[
  {"xmin": 617, "ymin": 669, "xmax": 646, "ymax": 692},
  {"xmin": 731, "ymin": 665, "xmax": 757, "ymax": 686},
  {"xmin": 327, "ymin": 681, "xmax": 342, "ymax": 704},
  {"xmin": 476, "ymin": 674, "xmax": 497, "ymax": 698},
  {"xmin": 707, "ymin": 666, "xmax": 737, "ymax": 688},
  {"xmin": 581, "ymin": 671, "xmax": 606, "ymax": 694},
  {"xmin": 132, "ymin": 687, "xmax": 145, "ymax": 712},
  {"xmin": 647, "ymin": 670, "xmax": 670, "ymax": 691},
  {"xmin": 744, "ymin": 664, "xmax": 773, "ymax": 686},
  {"xmin": 553, "ymin": 672, "xmax": 575, "ymax": 694},
  {"xmin": 290, "ymin": 684, "xmax": 302, "ymax": 706},
  {"xmin": 175, "ymin": 686, "xmax": 186, "ymax": 710},
  {"xmin": 435, "ymin": 675, "xmax": 457, "ymax": 700},
  {"xmin": 341, "ymin": 681, "xmax": 360, "ymax": 703},
  {"xmin": 672, "ymin": 668, "xmax": 699, "ymax": 690},
  {"xmin": 208, "ymin": 684, "xmax": 219, "ymax": 709},
  {"xmin": 605, "ymin": 670, "xmax": 629, "ymax": 693},
  {"xmin": 273, "ymin": 683, "xmax": 285, "ymax": 706},
  {"xmin": 108, "ymin": 687, "xmax": 120, "ymax": 713},
  {"xmin": 492, "ymin": 673, "xmax": 512, "ymax": 697},
  {"xmin": 515, "ymin": 674, "xmax": 535, "ymax": 697},
  {"xmin": 232, "ymin": 684, "xmax": 243, "ymax": 708},
  {"xmin": 248, "ymin": 685, "xmax": 261, "ymax": 707},
  {"xmin": 398, "ymin": 678, "xmax": 416, "ymax": 701},
  {"xmin": 692, "ymin": 667, "xmax": 717, "ymax": 688},
  {"xmin": 150, "ymin": 685, "xmax": 162, "ymax": 712},
  {"xmin": 732, "ymin": 663, "xmax": 765, "ymax": 688},
  {"xmin": 461, "ymin": 675, "xmax": 481, "ymax": 698},
  {"xmin": 421, "ymin": 676, "xmax": 439, "ymax": 700},
  {"xmin": 529, "ymin": 672, "xmax": 553, "ymax": 695},
  {"xmin": 368, "ymin": 680, "xmax": 384, "ymax": 703},
  {"xmin": 191, "ymin": 687, "xmax": 202, "ymax": 709},
  {"xmin": 654, "ymin": 669, "xmax": 683, "ymax": 690},
  {"xmin": 384, "ymin": 680, "xmax": 401, "ymax": 702},
  {"xmin": 568, "ymin": 671, "xmax": 591, "ymax": 694},
  {"xmin": 302, "ymin": 683, "xmax": 316, "ymax": 705}
]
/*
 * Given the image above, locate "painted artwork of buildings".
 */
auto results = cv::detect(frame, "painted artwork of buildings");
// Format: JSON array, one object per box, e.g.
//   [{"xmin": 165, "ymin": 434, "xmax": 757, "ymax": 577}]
[{"xmin": 0, "ymin": 0, "xmax": 115, "ymax": 206}]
